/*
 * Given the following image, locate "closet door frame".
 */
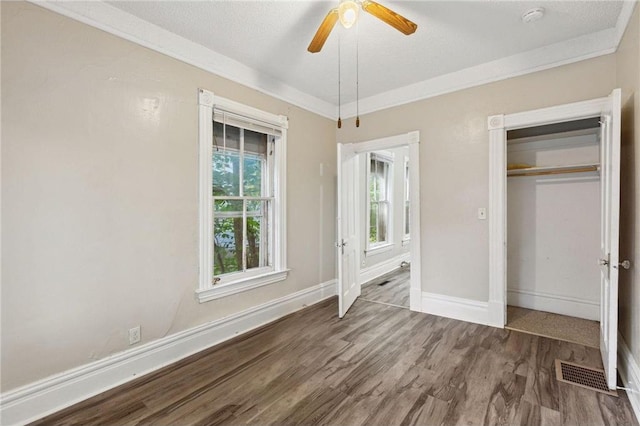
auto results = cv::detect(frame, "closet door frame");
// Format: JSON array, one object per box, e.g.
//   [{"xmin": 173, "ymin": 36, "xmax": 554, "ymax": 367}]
[{"xmin": 487, "ymin": 96, "xmax": 610, "ymax": 328}]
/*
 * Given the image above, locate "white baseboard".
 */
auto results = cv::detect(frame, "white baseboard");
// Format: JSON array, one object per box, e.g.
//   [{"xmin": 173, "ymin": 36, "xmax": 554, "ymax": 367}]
[
  {"xmin": 360, "ymin": 252, "xmax": 410, "ymax": 285},
  {"xmin": 507, "ymin": 288, "xmax": 599, "ymax": 321},
  {"xmin": 421, "ymin": 292, "xmax": 489, "ymax": 326},
  {"xmin": 0, "ymin": 280, "xmax": 337, "ymax": 426},
  {"xmin": 618, "ymin": 333, "xmax": 640, "ymax": 424}
]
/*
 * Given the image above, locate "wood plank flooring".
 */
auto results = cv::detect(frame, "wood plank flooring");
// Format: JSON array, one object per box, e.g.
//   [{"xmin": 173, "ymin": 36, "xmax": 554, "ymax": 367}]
[
  {"xmin": 360, "ymin": 266, "xmax": 410, "ymax": 308},
  {"xmin": 32, "ymin": 297, "xmax": 638, "ymax": 426}
]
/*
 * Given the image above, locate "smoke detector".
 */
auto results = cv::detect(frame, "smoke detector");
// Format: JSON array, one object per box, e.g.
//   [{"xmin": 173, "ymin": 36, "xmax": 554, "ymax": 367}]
[{"xmin": 522, "ymin": 7, "xmax": 545, "ymax": 24}]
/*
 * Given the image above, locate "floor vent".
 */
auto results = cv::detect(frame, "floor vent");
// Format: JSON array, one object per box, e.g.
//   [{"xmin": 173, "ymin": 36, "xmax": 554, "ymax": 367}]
[{"xmin": 555, "ymin": 359, "xmax": 617, "ymax": 396}]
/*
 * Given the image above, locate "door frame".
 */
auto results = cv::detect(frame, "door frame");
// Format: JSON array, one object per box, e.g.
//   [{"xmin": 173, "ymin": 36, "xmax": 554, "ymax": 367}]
[
  {"xmin": 340, "ymin": 131, "xmax": 422, "ymax": 312},
  {"xmin": 487, "ymin": 96, "xmax": 610, "ymax": 328}
]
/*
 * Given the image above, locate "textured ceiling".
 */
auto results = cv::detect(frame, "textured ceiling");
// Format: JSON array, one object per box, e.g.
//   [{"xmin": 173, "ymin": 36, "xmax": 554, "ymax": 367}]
[{"xmin": 106, "ymin": 1, "xmax": 626, "ymax": 107}]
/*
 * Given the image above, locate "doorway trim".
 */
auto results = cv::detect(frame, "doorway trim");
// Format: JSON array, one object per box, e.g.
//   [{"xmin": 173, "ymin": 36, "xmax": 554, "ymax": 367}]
[
  {"xmin": 487, "ymin": 96, "xmax": 610, "ymax": 328},
  {"xmin": 344, "ymin": 131, "xmax": 422, "ymax": 312}
]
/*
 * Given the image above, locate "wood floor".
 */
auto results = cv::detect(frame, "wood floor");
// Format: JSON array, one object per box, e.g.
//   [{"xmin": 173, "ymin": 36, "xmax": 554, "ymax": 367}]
[
  {"xmin": 32, "ymin": 297, "xmax": 638, "ymax": 426},
  {"xmin": 360, "ymin": 266, "xmax": 410, "ymax": 308}
]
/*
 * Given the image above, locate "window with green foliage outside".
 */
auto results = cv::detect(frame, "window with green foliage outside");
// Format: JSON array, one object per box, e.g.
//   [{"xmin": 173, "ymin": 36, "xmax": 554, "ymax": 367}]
[
  {"xmin": 369, "ymin": 155, "xmax": 391, "ymax": 246},
  {"xmin": 212, "ymin": 120, "xmax": 274, "ymax": 277}
]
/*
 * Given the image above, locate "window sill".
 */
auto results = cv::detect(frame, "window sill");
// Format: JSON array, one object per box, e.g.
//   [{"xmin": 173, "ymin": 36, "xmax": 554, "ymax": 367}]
[
  {"xmin": 365, "ymin": 243, "xmax": 394, "ymax": 257},
  {"xmin": 196, "ymin": 269, "xmax": 290, "ymax": 303}
]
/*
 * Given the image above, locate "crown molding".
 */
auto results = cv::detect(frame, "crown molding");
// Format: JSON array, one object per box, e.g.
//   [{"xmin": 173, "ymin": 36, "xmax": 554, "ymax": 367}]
[
  {"xmin": 29, "ymin": 0, "xmax": 636, "ymax": 122},
  {"xmin": 29, "ymin": 0, "xmax": 336, "ymax": 120},
  {"xmin": 615, "ymin": 1, "xmax": 638, "ymax": 47},
  {"xmin": 341, "ymin": 27, "xmax": 618, "ymax": 118}
]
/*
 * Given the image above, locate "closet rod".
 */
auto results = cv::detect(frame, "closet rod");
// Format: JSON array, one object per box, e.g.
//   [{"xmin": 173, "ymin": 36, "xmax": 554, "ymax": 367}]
[{"xmin": 507, "ymin": 164, "xmax": 599, "ymax": 177}]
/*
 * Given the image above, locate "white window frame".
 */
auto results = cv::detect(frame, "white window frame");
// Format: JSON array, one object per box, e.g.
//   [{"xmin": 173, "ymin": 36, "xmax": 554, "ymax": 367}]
[
  {"xmin": 365, "ymin": 151, "xmax": 394, "ymax": 256},
  {"xmin": 402, "ymin": 155, "xmax": 411, "ymax": 246},
  {"xmin": 198, "ymin": 88, "xmax": 288, "ymax": 302}
]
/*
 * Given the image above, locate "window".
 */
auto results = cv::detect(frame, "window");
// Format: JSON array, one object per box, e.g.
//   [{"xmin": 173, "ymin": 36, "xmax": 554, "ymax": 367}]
[
  {"xmin": 367, "ymin": 152, "xmax": 393, "ymax": 253},
  {"xmin": 198, "ymin": 89, "xmax": 288, "ymax": 302},
  {"xmin": 212, "ymin": 121, "xmax": 272, "ymax": 276},
  {"xmin": 403, "ymin": 156, "xmax": 410, "ymax": 243}
]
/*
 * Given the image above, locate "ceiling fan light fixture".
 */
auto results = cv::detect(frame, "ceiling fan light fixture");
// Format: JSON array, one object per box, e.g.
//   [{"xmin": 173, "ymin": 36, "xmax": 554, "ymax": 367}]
[{"xmin": 338, "ymin": 0, "xmax": 359, "ymax": 29}]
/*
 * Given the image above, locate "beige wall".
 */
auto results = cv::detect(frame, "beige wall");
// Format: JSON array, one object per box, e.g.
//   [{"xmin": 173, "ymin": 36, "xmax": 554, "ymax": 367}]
[
  {"xmin": 617, "ymin": 4, "xmax": 640, "ymax": 374},
  {"xmin": 338, "ymin": 54, "xmax": 617, "ymax": 302},
  {"xmin": 1, "ymin": 2, "xmax": 336, "ymax": 391}
]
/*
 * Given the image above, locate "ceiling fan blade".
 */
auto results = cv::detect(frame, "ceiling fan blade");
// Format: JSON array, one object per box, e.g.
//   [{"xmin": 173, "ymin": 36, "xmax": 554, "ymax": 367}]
[
  {"xmin": 308, "ymin": 8, "xmax": 339, "ymax": 53},
  {"xmin": 361, "ymin": 0, "xmax": 417, "ymax": 35}
]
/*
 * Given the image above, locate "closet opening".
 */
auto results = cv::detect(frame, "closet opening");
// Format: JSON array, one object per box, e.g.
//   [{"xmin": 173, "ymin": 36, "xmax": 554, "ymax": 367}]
[
  {"xmin": 489, "ymin": 89, "xmax": 621, "ymax": 389},
  {"xmin": 505, "ymin": 117, "xmax": 602, "ymax": 347}
]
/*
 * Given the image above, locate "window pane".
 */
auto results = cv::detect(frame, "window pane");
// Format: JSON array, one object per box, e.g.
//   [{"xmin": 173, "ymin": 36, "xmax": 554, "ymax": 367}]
[
  {"xmin": 213, "ymin": 151, "xmax": 240, "ymax": 196},
  {"xmin": 246, "ymin": 200, "xmax": 269, "ymax": 270},
  {"xmin": 244, "ymin": 154, "xmax": 263, "ymax": 197},
  {"xmin": 404, "ymin": 161, "xmax": 410, "ymax": 236},
  {"xmin": 369, "ymin": 202, "xmax": 378, "ymax": 243},
  {"xmin": 378, "ymin": 162, "xmax": 388, "ymax": 201},
  {"xmin": 405, "ymin": 163, "xmax": 410, "ymax": 201},
  {"xmin": 378, "ymin": 202, "xmax": 388, "ymax": 242},
  {"xmin": 213, "ymin": 121, "xmax": 240, "ymax": 151},
  {"xmin": 244, "ymin": 130, "xmax": 268, "ymax": 197},
  {"xmin": 405, "ymin": 202, "xmax": 410, "ymax": 235},
  {"xmin": 369, "ymin": 173, "xmax": 377, "ymax": 203},
  {"xmin": 213, "ymin": 200, "xmax": 243, "ymax": 276},
  {"xmin": 244, "ymin": 129, "xmax": 268, "ymax": 156},
  {"xmin": 370, "ymin": 158, "xmax": 384, "ymax": 202}
]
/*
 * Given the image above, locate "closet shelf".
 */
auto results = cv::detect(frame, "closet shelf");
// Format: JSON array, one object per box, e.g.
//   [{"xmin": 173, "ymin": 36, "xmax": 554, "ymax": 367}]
[{"xmin": 507, "ymin": 163, "xmax": 600, "ymax": 177}]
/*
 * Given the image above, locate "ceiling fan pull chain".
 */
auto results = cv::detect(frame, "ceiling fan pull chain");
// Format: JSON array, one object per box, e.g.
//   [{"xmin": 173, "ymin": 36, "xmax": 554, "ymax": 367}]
[
  {"xmin": 338, "ymin": 33, "xmax": 342, "ymax": 129},
  {"xmin": 356, "ymin": 21, "xmax": 360, "ymax": 128}
]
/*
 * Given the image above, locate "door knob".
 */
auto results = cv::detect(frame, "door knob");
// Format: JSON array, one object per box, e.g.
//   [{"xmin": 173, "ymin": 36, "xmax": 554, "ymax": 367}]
[{"xmin": 617, "ymin": 260, "xmax": 631, "ymax": 270}]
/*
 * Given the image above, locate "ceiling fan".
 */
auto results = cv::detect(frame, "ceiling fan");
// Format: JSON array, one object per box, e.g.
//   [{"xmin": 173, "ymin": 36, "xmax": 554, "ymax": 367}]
[{"xmin": 307, "ymin": 0, "xmax": 417, "ymax": 53}]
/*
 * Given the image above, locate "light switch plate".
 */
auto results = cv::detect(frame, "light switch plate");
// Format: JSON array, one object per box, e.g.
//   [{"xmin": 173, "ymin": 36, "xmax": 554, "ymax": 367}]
[{"xmin": 478, "ymin": 208, "xmax": 487, "ymax": 220}]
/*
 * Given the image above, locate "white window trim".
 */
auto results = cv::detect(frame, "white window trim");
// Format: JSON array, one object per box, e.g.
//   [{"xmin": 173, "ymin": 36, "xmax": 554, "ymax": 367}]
[
  {"xmin": 365, "ymin": 151, "xmax": 394, "ymax": 256},
  {"xmin": 366, "ymin": 242, "xmax": 395, "ymax": 257},
  {"xmin": 197, "ymin": 88, "xmax": 288, "ymax": 302}
]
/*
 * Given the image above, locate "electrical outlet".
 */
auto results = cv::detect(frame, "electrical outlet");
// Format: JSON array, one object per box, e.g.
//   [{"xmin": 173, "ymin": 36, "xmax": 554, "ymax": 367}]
[
  {"xmin": 129, "ymin": 326, "xmax": 141, "ymax": 345},
  {"xmin": 477, "ymin": 208, "xmax": 487, "ymax": 220}
]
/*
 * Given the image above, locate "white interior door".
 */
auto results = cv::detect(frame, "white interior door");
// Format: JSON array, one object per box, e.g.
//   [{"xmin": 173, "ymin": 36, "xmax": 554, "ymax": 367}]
[
  {"xmin": 599, "ymin": 88, "xmax": 621, "ymax": 390},
  {"xmin": 337, "ymin": 143, "xmax": 360, "ymax": 318}
]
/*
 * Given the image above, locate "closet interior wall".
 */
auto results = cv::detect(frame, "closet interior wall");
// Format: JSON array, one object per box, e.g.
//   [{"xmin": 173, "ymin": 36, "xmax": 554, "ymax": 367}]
[{"xmin": 506, "ymin": 123, "xmax": 601, "ymax": 321}]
